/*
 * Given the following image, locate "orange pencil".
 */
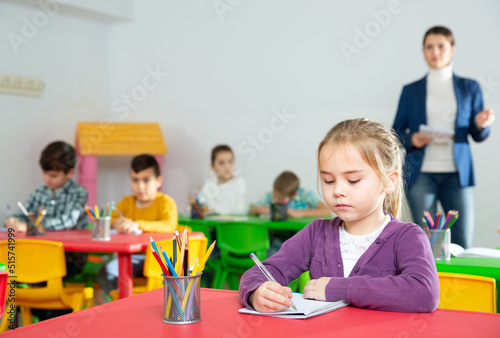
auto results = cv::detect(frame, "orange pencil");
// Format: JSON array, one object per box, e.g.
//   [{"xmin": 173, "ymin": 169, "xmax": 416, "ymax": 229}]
[{"xmin": 85, "ymin": 206, "xmax": 95, "ymax": 218}]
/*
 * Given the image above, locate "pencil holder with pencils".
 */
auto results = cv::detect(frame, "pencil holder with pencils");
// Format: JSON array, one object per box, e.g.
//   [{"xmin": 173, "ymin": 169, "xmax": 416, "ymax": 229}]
[
  {"xmin": 425, "ymin": 228, "xmax": 451, "ymax": 260},
  {"xmin": 270, "ymin": 202, "xmax": 288, "ymax": 221},
  {"xmin": 163, "ymin": 273, "xmax": 202, "ymax": 324},
  {"xmin": 422, "ymin": 210, "xmax": 458, "ymax": 261},
  {"xmin": 190, "ymin": 202, "xmax": 204, "ymax": 219},
  {"xmin": 16, "ymin": 202, "xmax": 46, "ymax": 236},
  {"xmin": 26, "ymin": 217, "xmax": 46, "ymax": 236},
  {"xmin": 91, "ymin": 216, "xmax": 111, "ymax": 241}
]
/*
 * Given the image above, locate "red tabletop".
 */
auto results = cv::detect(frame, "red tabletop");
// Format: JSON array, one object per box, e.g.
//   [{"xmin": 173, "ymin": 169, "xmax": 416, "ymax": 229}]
[
  {"xmin": 2, "ymin": 288, "xmax": 499, "ymax": 337},
  {"xmin": 1, "ymin": 230, "xmax": 204, "ymax": 299},
  {"xmin": 3, "ymin": 229, "xmax": 173, "ymax": 253}
]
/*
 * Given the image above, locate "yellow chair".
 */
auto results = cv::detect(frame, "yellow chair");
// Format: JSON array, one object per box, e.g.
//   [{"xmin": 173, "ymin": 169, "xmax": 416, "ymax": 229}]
[
  {"xmin": 110, "ymin": 236, "xmax": 208, "ymax": 300},
  {"xmin": 0, "ymin": 240, "xmax": 93, "ymax": 330},
  {"xmin": 438, "ymin": 272, "xmax": 497, "ymax": 313}
]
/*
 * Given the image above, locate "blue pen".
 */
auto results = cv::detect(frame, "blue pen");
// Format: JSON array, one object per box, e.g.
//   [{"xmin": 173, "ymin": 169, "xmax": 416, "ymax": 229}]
[{"xmin": 160, "ymin": 246, "xmax": 178, "ymax": 277}]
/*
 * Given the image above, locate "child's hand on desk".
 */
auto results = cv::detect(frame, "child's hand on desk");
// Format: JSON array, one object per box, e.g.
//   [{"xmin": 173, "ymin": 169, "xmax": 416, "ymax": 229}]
[
  {"xmin": 287, "ymin": 209, "xmax": 303, "ymax": 218},
  {"xmin": 250, "ymin": 205, "xmax": 270, "ymax": 216},
  {"xmin": 303, "ymin": 277, "xmax": 331, "ymax": 301},
  {"xmin": 249, "ymin": 281, "xmax": 293, "ymax": 313},
  {"xmin": 4, "ymin": 217, "xmax": 27, "ymax": 232},
  {"xmin": 113, "ymin": 218, "xmax": 140, "ymax": 233}
]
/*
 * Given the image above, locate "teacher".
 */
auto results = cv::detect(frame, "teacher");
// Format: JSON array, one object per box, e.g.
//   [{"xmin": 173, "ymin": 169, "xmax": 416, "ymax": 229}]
[{"xmin": 392, "ymin": 26, "xmax": 495, "ymax": 248}]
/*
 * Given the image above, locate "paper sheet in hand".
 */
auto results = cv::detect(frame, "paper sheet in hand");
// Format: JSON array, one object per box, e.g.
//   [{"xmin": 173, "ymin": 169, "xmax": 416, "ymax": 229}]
[
  {"xmin": 238, "ymin": 293, "xmax": 348, "ymax": 319},
  {"xmin": 419, "ymin": 124, "xmax": 454, "ymax": 140}
]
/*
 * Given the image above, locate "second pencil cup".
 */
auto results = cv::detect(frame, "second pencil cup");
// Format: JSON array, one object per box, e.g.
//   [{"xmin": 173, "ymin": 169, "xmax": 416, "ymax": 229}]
[
  {"xmin": 270, "ymin": 202, "xmax": 288, "ymax": 221},
  {"xmin": 425, "ymin": 228, "xmax": 451, "ymax": 260},
  {"xmin": 190, "ymin": 203, "xmax": 204, "ymax": 219},
  {"xmin": 163, "ymin": 273, "xmax": 202, "ymax": 324},
  {"xmin": 91, "ymin": 216, "xmax": 111, "ymax": 241}
]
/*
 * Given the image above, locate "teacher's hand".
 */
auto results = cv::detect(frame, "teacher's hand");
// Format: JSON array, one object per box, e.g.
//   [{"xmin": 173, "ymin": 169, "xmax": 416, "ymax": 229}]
[
  {"xmin": 411, "ymin": 133, "xmax": 433, "ymax": 148},
  {"xmin": 475, "ymin": 109, "xmax": 495, "ymax": 129}
]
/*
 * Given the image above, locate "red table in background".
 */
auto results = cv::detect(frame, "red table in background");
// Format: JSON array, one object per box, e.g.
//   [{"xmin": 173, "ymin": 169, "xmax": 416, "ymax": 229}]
[
  {"xmin": 1, "ymin": 288, "xmax": 499, "ymax": 337},
  {"xmin": 2, "ymin": 230, "xmax": 204, "ymax": 299}
]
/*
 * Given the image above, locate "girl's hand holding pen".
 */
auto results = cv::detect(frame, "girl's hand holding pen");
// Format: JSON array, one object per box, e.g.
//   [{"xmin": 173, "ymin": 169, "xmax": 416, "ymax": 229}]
[
  {"xmin": 249, "ymin": 281, "xmax": 294, "ymax": 313},
  {"xmin": 303, "ymin": 277, "xmax": 331, "ymax": 301}
]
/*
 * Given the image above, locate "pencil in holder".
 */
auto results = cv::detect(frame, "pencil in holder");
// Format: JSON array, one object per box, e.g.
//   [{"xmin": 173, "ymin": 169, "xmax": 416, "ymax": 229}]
[
  {"xmin": 425, "ymin": 228, "xmax": 451, "ymax": 260},
  {"xmin": 163, "ymin": 273, "xmax": 202, "ymax": 324},
  {"xmin": 26, "ymin": 217, "xmax": 46, "ymax": 236},
  {"xmin": 91, "ymin": 216, "xmax": 111, "ymax": 241},
  {"xmin": 270, "ymin": 202, "xmax": 288, "ymax": 221}
]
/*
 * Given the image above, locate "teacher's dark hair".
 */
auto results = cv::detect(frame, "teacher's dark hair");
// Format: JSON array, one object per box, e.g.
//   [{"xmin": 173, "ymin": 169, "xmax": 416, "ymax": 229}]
[{"xmin": 423, "ymin": 26, "xmax": 454, "ymax": 47}]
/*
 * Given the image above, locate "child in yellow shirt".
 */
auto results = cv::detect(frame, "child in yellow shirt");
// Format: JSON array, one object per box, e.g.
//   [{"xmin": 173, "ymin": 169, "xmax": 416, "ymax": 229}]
[
  {"xmin": 110, "ymin": 154, "xmax": 177, "ymax": 233},
  {"xmin": 98, "ymin": 154, "xmax": 178, "ymax": 300}
]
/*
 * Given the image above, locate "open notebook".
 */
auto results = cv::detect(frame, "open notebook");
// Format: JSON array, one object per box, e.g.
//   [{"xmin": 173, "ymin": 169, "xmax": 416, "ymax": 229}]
[{"xmin": 238, "ymin": 293, "xmax": 348, "ymax": 319}]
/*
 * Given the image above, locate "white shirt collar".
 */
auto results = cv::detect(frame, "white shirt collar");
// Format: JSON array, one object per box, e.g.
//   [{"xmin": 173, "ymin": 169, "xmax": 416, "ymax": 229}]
[{"xmin": 428, "ymin": 62, "xmax": 453, "ymax": 81}]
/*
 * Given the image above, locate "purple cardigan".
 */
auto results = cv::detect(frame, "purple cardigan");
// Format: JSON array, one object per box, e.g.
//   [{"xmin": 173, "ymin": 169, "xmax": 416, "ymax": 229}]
[{"xmin": 239, "ymin": 215, "xmax": 440, "ymax": 312}]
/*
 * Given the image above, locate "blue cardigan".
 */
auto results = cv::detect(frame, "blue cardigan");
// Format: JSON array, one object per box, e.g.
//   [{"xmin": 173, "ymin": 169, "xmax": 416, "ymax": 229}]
[{"xmin": 393, "ymin": 74, "xmax": 490, "ymax": 188}]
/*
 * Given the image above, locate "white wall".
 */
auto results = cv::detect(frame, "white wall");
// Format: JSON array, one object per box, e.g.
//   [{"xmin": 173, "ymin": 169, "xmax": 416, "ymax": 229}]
[
  {"xmin": 1, "ymin": 0, "xmax": 500, "ymax": 247},
  {"xmin": 0, "ymin": 0, "xmax": 110, "ymax": 210}
]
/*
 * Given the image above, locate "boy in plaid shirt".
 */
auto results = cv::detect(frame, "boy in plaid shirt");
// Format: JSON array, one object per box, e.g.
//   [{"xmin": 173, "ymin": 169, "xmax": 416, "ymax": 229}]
[{"xmin": 5, "ymin": 140, "xmax": 88, "ymax": 277}]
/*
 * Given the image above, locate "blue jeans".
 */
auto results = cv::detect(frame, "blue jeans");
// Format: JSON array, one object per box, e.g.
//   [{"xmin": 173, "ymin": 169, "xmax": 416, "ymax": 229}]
[{"xmin": 406, "ymin": 172, "xmax": 474, "ymax": 248}]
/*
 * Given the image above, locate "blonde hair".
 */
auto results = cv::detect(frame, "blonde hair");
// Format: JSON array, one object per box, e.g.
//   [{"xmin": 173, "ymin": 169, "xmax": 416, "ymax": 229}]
[{"xmin": 317, "ymin": 118, "xmax": 404, "ymax": 217}]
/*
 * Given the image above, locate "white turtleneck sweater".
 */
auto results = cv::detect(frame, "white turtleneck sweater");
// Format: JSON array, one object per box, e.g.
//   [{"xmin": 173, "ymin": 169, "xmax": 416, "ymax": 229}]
[{"xmin": 421, "ymin": 63, "xmax": 458, "ymax": 173}]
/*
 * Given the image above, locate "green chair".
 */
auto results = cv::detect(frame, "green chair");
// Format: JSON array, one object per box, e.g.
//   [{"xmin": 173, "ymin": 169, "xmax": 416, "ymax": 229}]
[
  {"xmin": 296, "ymin": 271, "xmax": 311, "ymax": 293},
  {"xmin": 215, "ymin": 222, "xmax": 270, "ymax": 290}
]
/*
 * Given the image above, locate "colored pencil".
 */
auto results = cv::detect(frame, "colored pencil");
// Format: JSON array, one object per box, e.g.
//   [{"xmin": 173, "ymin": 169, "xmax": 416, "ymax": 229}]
[
  {"xmin": 151, "ymin": 247, "xmax": 170, "ymax": 276},
  {"xmin": 94, "ymin": 205, "xmax": 100, "ymax": 219},
  {"xmin": 183, "ymin": 232, "xmax": 189, "ymax": 276},
  {"xmin": 160, "ymin": 246, "xmax": 178, "ymax": 277},
  {"xmin": 199, "ymin": 240, "xmax": 216, "ymax": 272},
  {"xmin": 172, "ymin": 235, "xmax": 177, "ymax": 266},
  {"xmin": 150, "ymin": 236, "xmax": 161, "ymax": 258},
  {"xmin": 177, "ymin": 229, "xmax": 187, "ymax": 276}
]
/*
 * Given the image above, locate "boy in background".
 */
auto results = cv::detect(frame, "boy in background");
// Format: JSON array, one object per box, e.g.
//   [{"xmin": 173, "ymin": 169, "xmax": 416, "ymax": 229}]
[
  {"xmin": 5, "ymin": 140, "xmax": 88, "ymax": 277},
  {"xmin": 250, "ymin": 171, "xmax": 330, "ymax": 218},
  {"xmin": 250, "ymin": 171, "xmax": 331, "ymax": 256},
  {"xmin": 97, "ymin": 154, "xmax": 178, "ymax": 300}
]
